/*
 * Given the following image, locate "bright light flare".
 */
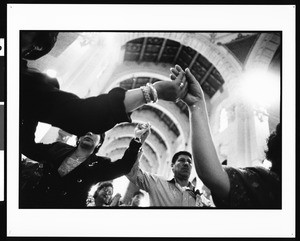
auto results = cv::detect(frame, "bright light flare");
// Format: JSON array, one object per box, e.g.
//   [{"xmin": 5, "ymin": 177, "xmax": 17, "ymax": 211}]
[
  {"xmin": 45, "ymin": 69, "xmax": 57, "ymax": 78},
  {"xmin": 239, "ymin": 70, "xmax": 280, "ymax": 107}
]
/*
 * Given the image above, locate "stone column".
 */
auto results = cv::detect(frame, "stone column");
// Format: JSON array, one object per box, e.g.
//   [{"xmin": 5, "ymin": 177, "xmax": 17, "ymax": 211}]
[{"xmin": 211, "ymin": 97, "xmax": 270, "ymax": 168}]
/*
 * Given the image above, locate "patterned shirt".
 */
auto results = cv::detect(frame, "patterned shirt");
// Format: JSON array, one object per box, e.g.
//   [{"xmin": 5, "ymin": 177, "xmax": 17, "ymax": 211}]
[{"xmin": 212, "ymin": 166, "xmax": 281, "ymax": 208}]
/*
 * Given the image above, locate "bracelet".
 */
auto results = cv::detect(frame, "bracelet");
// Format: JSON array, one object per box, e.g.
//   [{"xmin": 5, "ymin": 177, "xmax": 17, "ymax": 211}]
[
  {"xmin": 147, "ymin": 83, "xmax": 158, "ymax": 103},
  {"xmin": 140, "ymin": 85, "xmax": 152, "ymax": 103}
]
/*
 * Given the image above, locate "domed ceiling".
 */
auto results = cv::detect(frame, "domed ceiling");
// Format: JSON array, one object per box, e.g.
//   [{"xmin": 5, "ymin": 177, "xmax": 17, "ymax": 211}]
[{"xmin": 31, "ymin": 32, "xmax": 281, "ymax": 180}]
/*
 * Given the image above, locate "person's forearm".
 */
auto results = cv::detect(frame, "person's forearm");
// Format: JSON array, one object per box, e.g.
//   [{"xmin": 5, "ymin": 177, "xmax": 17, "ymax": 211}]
[
  {"xmin": 112, "ymin": 138, "xmax": 142, "ymax": 175},
  {"xmin": 189, "ymin": 101, "xmax": 230, "ymax": 199},
  {"xmin": 124, "ymin": 79, "xmax": 182, "ymax": 112},
  {"xmin": 124, "ymin": 88, "xmax": 146, "ymax": 113}
]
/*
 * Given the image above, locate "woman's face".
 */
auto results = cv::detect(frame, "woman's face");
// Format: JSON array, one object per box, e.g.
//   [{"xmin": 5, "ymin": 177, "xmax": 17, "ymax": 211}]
[
  {"xmin": 96, "ymin": 186, "xmax": 113, "ymax": 205},
  {"xmin": 78, "ymin": 132, "xmax": 101, "ymax": 151}
]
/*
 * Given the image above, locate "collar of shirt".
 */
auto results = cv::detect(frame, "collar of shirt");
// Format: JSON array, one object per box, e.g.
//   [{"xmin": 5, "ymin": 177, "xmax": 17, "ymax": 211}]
[{"xmin": 168, "ymin": 178, "xmax": 201, "ymax": 197}]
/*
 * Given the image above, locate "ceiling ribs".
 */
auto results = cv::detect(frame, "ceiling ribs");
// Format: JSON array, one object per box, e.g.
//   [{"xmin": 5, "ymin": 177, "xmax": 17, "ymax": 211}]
[
  {"xmin": 188, "ymin": 52, "xmax": 199, "ymax": 69},
  {"xmin": 200, "ymin": 64, "xmax": 214, "ymax": 85},
  {"xmin": 124, "ymin": 36, "xmax": 226, "ymax": 98},
  {"xmin": 132, "ymin": 76, "xmax": 137, "ymax": 89},
  {"xmin": 156, "ymin": 38, "xmax": 168, "ymax": 63},
  {"xmin": 173, "ymin": 44, "xmax": 183, "ymax": 64},
  {"xmin": 138, "ymin": 37, "xmax": 148, "ymax": 63}
]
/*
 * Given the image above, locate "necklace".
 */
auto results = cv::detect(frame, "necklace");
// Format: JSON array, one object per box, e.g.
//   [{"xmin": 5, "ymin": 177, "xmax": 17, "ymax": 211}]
[{"xmin": 58, "ymin": 152, "xmax": 89, "ymax": 177}]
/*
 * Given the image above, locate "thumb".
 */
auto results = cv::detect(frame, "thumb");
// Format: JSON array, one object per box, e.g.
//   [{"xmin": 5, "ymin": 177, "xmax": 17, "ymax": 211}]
[{"xmin": 185, "ymin": 68, "xmax": 197, "ymax": 84}]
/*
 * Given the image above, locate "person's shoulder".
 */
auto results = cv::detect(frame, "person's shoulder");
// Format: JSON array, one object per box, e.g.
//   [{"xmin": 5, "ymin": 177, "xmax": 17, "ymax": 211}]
[
  {"xmin": 225, "ymin": 165, "xmax": 274, "ymax": 179},
  {"xmin": 136, "ymin": 167, "xmax": 164, "ymax": 182},
  {"xmin": 49, "ymin": 141, "xmax": 73, "ymax": 150},
  {"xmin": 89, "ymin": 155, "xmax": 112, "ymax": 165},
  {"xmin": 23, "ymin": 66, "xmax": 60, "ymax": 89},
  {"xmin": 241, "ymin": 166, "xmax": 270, "ymax": 175}
]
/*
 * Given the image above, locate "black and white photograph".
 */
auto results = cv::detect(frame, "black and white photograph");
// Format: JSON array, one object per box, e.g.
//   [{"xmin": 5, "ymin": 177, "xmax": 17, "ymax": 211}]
[{"xmin": 5, "ymin": 4, "xmax": 296, "ymax": 238}]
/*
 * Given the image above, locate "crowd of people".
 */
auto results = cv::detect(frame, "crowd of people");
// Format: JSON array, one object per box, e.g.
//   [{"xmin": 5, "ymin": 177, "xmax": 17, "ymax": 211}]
[{"xmin": 19, "ymin": 31, "xmax": 281, "ymax": 209}]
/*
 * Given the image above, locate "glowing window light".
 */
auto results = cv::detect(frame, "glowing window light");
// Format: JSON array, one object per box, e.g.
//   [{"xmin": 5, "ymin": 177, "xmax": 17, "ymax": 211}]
[
  {"xmin": 219, "ymin": 108, "xmax": 228, "ymax": 132},
  {"xmin": 239, "ymin": 70, "xmax": 280, "ymax": 108},
  {"xmin": 45, "ymin": 69, "xmax": 57, "ymax": 78}
]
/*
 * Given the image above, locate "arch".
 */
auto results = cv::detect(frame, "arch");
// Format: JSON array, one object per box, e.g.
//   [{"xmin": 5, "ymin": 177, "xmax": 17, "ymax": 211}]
[
  {"xmin": 118, "ymin": 32, "xmax": 243, "ymax": 85},
  {"xmin": 245, "ymin": 33, "xmax": 281, "ymax": 71}
]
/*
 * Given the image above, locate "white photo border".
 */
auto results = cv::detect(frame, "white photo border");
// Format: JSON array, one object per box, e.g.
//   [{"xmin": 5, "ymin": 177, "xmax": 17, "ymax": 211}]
[{"xmin": 6, "ymin": 4, "xmax": 296, "ymax": 237}]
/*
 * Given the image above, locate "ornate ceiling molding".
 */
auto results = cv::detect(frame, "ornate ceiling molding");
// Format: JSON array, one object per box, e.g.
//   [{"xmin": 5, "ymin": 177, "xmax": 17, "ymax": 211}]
[
  {"xmin": 119, "ymin": 32, "xmax": 243, "ymax": 86},
  {"xmin": 244, "ymin": 33, "xmax": 281, "ymax": 71}
]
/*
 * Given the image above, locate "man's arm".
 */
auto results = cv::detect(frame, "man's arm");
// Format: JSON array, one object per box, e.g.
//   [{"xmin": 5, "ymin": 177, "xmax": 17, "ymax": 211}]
[{"xmin": 125, "ymin": 154, "xmax": 161, "ymax": 194}]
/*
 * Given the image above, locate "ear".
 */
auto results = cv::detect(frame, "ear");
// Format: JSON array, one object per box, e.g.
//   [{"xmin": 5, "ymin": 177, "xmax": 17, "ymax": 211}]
[{"xmin": 171, "ymin": 164, "xmax": 175, "ymax": 173}]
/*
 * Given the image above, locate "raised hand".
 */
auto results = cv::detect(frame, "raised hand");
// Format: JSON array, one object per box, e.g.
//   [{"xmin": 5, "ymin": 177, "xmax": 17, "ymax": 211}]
[
  {"xmin": 182, "ymin": 68, "xmax": 205, "ymax": 106},
  {"xmin": 109, "ymin": 193, "xmax": 122, "ymax": 206},
  {"xmin": 134, "ymin": 123, "xmax": 151, "ymax": 144},
  {"xmin": 153, "ymin": 66, "xmax": 188, "ymax": 102},
  {"xmin": 170, "ymin": 65, "xmax": 205, "ymax": 107}
]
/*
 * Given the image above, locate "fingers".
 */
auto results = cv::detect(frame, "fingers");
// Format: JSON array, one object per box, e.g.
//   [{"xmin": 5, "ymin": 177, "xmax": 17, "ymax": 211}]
[
  {"xmin": 114, "ymin": 193, "xmax": 121, "ymax": 198},
  {"xmin": 177, "ymin": 81, "xmax": 188, "ymax": 101},
  {"xmin": 181, "ymin": 81, "xmax": 188, "ymax": 95},
  {"xmin": 170, "ymin": 67, "xmax": 179, "ymax": 77},
  {"xmin": 175, "ymin": 65, "xmax": 184, "ymax": 73},
  {"xmin": 185, "ymin": 68, "xmax": 197, "ymax": 84},
  {"xmin": 170, "ymin": 65, "xmax": 183, "ymax": 76},
  {"xmin": 170, "ymin": 65, "xmax": 186, "ymax": 86},
  {"xmin": 170, "ymin": 74, "xmax": 176, "ymax": 81}
]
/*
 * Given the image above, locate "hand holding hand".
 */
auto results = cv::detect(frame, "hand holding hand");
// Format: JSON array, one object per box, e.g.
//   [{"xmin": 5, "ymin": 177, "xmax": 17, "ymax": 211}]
[
  {"xmin": 153, "ymin": 66, "xmax": 188, "ymax": 102},
  {"xmin": 170, "ymin": 66, "xmax": 205, "ymax": 107},
  {"xmin": 134, "ymin": 123, "xmax": 151, "ymax": 144}
]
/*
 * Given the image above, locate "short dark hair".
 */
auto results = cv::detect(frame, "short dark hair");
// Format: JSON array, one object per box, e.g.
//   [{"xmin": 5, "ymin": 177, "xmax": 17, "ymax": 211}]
[
  {"xmin": 94, "ymin": 133, "xmax": 105, "ymax": 154},
  {"xmin": 171, "ymin": 151, "xmax": 192, "ymax": 165},
  {"xmin": 265, "ymin": 123, "xmax": 281, "ymax": 176},
  {"xmin": 93, "ymin": 181, "xmax": 113, "ymax": 198},
  {"xmin": 76, "ymin": 132, "xmax": 106, "ymax": 154}
]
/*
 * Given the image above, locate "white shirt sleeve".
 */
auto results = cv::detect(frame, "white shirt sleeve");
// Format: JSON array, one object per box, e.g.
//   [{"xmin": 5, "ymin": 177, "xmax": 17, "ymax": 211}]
[{"xmin": 126, "ymin": 156, "xmax": 162, "ymax": 193}]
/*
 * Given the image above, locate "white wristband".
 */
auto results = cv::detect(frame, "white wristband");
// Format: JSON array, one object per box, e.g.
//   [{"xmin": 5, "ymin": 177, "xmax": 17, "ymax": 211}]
[{"xmin": 140, "ymin": 85, "xmax": 152, "ymax": 103}]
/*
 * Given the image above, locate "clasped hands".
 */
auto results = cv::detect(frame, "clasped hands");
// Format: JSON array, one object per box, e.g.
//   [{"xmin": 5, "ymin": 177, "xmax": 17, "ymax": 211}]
[
  {"xmin": 152, "ymin": 64, "xmax": 204, "ymax": 106},
  {"xmin": 169, "ymin": 65, "xmax": 205, "ymax": 107},
  {"xmin": 134, "ymin": 122, "xmax": 151, "ymax": 144}
]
